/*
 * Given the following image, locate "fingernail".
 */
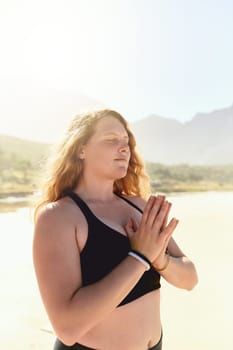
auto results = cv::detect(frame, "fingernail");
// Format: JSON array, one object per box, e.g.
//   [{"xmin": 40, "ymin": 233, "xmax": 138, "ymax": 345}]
[{"xmin": 158, "ymin": 195, "xmax": 165, "ymax": 200}]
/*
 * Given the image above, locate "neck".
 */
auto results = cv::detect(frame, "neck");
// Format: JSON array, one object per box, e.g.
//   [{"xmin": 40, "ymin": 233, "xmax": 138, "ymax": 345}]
[{"xmin": 75, "ymin": 177, "xmax": 116, "ymax": 202}]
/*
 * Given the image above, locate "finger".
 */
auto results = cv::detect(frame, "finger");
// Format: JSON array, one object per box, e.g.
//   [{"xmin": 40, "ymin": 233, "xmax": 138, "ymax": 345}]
[
  {"xmin": 152, "ymin": 200, "xmax": 170, "ymax": 231},
  {"xmin": 161, "ymin": 218, "xmax": 179, "ymax": 242},
  {"xmin": 131, "ymin": 217, "xmax": 139, "ymax": 232},
  {"xmin": 124, "ymin": 218, "xmax": 134, "ymax": 238},
  {"xmin": 146, "ymin": 195, "xmax": 165, "ymax": 228},
  {"xmin": 140, "ymin": 196, "xmax": 156, "ymax": 226},
  {"xmin": 161, "ymin": 202, "xmax": 172, "ymax": 231},
  {"xmin": 161, "ymin": 239, "xmax": 169, "ymax": 254}
]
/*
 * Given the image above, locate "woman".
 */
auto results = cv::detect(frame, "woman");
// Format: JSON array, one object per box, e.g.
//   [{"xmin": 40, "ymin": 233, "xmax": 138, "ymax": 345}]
[{"xmin": 33, "ymin": 109, "xmax": 198, "ymax": 350}]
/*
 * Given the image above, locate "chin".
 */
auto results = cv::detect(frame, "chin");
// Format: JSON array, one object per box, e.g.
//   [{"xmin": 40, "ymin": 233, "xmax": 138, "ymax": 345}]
[{"xmin": 114, "ymin": 169, "xmax": 128, "ymax": 179}]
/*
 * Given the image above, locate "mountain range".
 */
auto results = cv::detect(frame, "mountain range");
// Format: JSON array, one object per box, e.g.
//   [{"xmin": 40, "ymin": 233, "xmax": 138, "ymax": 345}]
[
  {"xmin": 131, "ymin": 105, "xmax": 233, "ymax": 165},
  {"xmin": 0, "ymin": 79, "xmax": 232, "ymax": 165},
  {"xmin": 0, "ymin": 78, "xmax": 105, "ymax": 143}
]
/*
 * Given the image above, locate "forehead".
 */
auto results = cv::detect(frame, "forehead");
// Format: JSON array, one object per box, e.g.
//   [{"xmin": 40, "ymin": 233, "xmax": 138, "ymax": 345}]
[{"xmin": 94, "ymin": 116, "xmax": 128, "ymax": 136}]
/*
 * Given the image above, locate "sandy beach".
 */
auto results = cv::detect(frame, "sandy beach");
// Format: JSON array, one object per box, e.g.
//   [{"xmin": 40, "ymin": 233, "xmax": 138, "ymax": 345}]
[{"xmin": 0, "ymin": 191, "xmax": 233, "ymax": 350}]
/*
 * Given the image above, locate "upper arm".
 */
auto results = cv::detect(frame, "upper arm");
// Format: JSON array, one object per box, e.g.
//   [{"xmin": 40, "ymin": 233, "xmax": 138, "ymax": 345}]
[{"xmin": 33, "ymin": 203, "xmax": 82, "ymax": 328}]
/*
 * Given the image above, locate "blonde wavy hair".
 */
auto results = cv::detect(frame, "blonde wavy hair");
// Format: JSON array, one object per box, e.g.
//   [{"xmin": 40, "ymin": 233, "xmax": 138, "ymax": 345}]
[{"xmin": 34, "ymin": 109, "xmax": 150, "ymax": 221}]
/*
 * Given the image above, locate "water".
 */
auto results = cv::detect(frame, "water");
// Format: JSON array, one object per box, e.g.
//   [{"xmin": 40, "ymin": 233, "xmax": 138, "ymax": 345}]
[
  {"xmin": 0, "ymin": 206, "xmax": 54, "ymax": 350},
  {"xmin": 0, "ymin": 192, "xmax": 233, "ymax": 350},
  {"xmin": 161, "ymin": 191, "xmax": 233, "ymax": 349}
]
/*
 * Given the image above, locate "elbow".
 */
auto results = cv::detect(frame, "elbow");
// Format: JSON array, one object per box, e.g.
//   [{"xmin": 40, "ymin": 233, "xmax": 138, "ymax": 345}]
[
  {"xmin": 186, "ymin": 267, "xmax": 199, "ymax": 291},
  {"xmin": 56, "ymin": 334, "xmax": 76, "ymax": 347},
  {"xmin": 53, "ymin": 323, "xmax": 79, "ymax": 346},
  {"xmin": 53, "ymin": 313, "xmax": 92, "ymax": 345},
  {"xmin": 185, "ymin": 279, "xmax": 198, "ymax": 291},
  {"xmin": 55, "ymin": 325, "xmax": 84, "ymax": 346}
]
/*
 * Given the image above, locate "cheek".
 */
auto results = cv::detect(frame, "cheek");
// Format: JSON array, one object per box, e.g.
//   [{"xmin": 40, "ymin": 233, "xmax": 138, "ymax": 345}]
[{"xmin": 86, "ymin": 144, "xmax": 114, "ymax": 161}]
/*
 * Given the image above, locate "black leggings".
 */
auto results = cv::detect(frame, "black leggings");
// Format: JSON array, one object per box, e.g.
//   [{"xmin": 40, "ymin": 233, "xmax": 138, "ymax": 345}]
[{"xmin": 53, "ymin": 332, "xmax": 162, "ymax": 350}]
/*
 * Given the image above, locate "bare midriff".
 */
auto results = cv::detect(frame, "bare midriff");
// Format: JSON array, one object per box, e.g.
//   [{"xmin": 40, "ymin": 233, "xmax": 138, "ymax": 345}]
[{"xmin": 78, "ymin": 289, "xmax": 161, "ymax": 350}]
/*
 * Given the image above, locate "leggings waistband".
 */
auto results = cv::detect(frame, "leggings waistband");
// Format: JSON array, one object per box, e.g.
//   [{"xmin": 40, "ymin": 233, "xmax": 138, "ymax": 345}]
[
  {"xmin": 149, "ymin": 330, "xmax": 163, "ymax": 350},
  {"xmin": 54, "ymin": 332, "xmax": 162, "ymax": 350}
]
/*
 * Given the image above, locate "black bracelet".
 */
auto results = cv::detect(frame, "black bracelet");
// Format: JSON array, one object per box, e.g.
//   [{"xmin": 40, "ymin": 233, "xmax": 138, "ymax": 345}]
[{"xmin": 129, "ymin": 249, "xmax": 152, "ymax": 269}]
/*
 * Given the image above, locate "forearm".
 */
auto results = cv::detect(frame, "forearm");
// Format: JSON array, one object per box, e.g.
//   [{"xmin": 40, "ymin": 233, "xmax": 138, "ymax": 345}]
[
  {"xmin": 153, "ymin": 255, "xmax": 198, "ymax": 290},
  {"xmin": 58, "ymin": 255, "xmax": 146, "ymax": 344}
]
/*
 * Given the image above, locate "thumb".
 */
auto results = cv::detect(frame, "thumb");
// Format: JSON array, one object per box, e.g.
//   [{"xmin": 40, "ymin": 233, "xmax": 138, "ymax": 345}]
[
  {"xmin": 131, "ymin": 217, "xmax": 139, "ymax": 232},
  {"xmin": 124, "ymin": 218, "xmax": 134, "ymax": 239},
  {"xmin": 162, "ymin": 218, "xmax": 179, "ymax": 242}
]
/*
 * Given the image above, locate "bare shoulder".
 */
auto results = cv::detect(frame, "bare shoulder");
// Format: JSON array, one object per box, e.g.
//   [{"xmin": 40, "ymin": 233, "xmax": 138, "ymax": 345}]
[
  {"xmin": 34, "ymin": 196, "xmax": 90, "ymax": 259},
  {"xmin": 34, "ymin": 196, "xmax": 87, "ymax": 242},
  {"xmin": 33, "ymin": 200, "xmax": 72, "ymax": 257}
]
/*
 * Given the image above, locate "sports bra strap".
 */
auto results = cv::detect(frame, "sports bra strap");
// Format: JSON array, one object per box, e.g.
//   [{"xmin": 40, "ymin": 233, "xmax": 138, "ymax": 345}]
[
  {"xmin": 64, "ymin": 190, "xmax": 143, "ymax": 219},
  {"xmin": 63, "ymin": 190, "xmax": 95, "ymax": 223},
  {"xmin": 114, "ymin": 193, "xmax": 143, "ymax": 213}
]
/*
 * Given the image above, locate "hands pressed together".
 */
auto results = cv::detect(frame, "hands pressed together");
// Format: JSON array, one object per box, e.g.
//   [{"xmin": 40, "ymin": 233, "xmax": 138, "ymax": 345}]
[{"xmin": 125, "ymin": 195, "xmax": 179, "ymax": 270}]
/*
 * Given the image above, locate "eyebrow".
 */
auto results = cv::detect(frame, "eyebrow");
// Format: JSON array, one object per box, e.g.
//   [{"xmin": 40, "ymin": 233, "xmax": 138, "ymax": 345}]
[{"xmin": 103, "ymin": 132, "xmax": 129, "ymax": 139}]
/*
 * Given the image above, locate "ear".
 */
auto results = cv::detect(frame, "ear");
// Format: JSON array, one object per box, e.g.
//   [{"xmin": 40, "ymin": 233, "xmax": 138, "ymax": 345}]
[
  {"xmin": 78, "ymin": 146, "xmax": 86, "ymax": 160},
  {"xmin": 78, "ymin": 149, "xmax": 85, "ymax": 159}
]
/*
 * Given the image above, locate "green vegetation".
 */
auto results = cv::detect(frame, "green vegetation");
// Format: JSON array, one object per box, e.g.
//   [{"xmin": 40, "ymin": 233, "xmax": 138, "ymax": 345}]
[
  {"xmin": 0, "ymin": 135, "xmax": 50, "ymax": 195},
  {"xmin": 146, "ymin": 162, "xmax": 233, "ymax": 193},
  {"xmin": 1, "ymin": 134, "xmax": 233, "ymax": 196}
]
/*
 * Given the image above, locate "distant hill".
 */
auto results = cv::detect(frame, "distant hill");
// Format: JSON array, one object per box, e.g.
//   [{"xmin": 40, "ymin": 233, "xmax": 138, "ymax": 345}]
[
  {"xmin": 0, "ymin": 134, "xmax": 50, "ymax": 165},
  {"xmin": 1, "ymin": 133, "xmax": 233, "ymax": 195},
  {"xmin": 0, "ymin": 135, "xmax": 50, "ymax": 194},
  {"xmin": 0, "ymin": 77, "xmax": 105, "ymax": 143},
  {"xmin": 1, "ymin": 103, "xmax": 233, "ymax": 166},
  {"xmin": 131, "ymin": 104, "xmax": 233, "ymax": 165},
  {"xmin": 0, "ymin": 77, "xmax": 232, "ymax": 164}
]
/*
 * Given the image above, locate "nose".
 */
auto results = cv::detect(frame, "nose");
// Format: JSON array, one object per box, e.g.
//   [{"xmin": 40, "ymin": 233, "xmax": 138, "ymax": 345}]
[{"xmin": 119, "ymin": 141, "xmax": 129, "ymax": 153}]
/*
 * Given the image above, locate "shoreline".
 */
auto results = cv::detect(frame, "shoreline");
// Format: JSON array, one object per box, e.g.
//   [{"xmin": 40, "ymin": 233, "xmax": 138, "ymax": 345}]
[
  {"xmin": 1, "ymin": 189, "xmax": 233, "ymax": 213},
  {"xmin": 1, "ymin": 187, "xmax": 233, "ymax": 199},
  {"xmin": 0, "ymin": 191, "xmax": 34, "ymax": 199}
]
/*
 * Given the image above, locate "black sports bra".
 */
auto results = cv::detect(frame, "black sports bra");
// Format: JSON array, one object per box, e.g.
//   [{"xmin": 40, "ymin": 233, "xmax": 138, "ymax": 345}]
[{"xmin": 65, "ymin": 190, "xmax": 161, "ymax": 306}]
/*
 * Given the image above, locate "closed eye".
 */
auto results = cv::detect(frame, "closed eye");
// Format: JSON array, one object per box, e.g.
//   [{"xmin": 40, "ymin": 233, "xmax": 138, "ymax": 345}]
[
  {"xmin": 103, "ymin": 134, "xmax": 129, "ymax": 145},
  {"xmin": 105, "ymin": 138, "xmax": 118, "ymax": 143}
]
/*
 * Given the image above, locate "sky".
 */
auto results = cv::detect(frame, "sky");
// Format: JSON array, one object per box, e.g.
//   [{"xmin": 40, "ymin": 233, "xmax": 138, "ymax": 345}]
[{"xmin": 0, "ymin": 0, "xmax": 233, "ymax": 140}]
